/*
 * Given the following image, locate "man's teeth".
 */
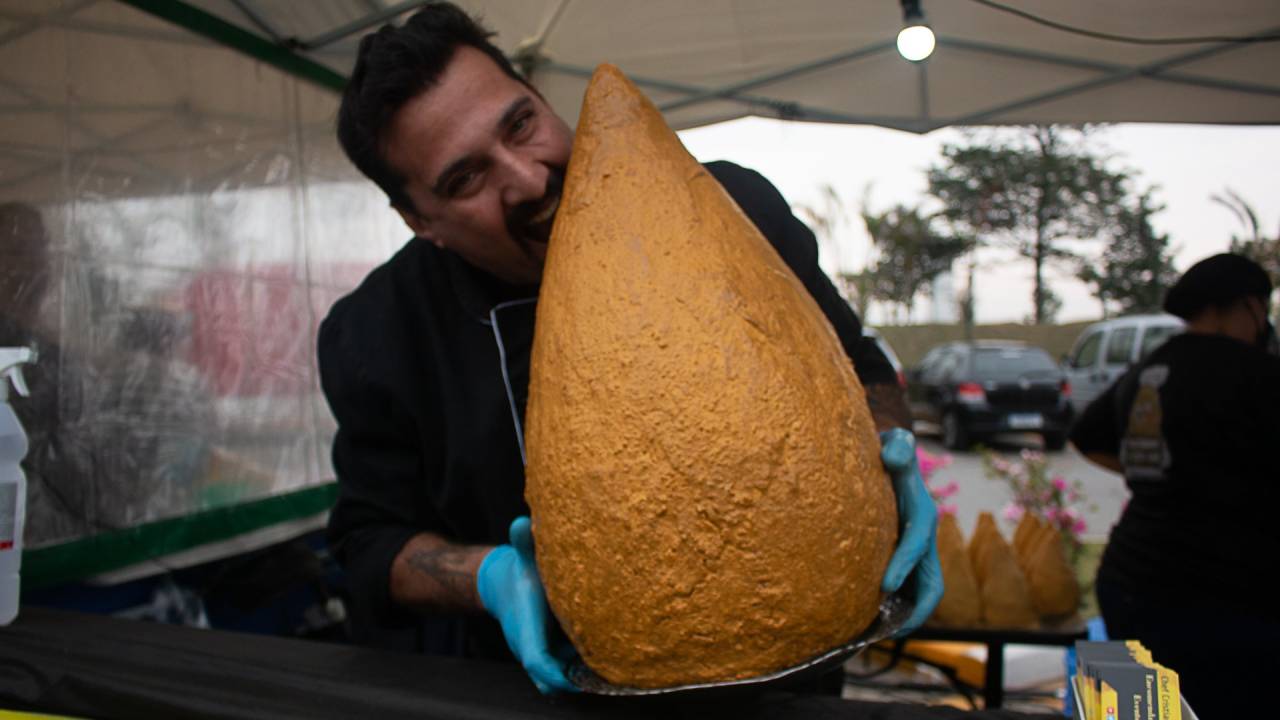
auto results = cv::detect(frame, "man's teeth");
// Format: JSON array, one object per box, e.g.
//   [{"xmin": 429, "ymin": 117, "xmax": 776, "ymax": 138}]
[{"xmin": 530, "ymin": 196, "xmax": 560, "ymax": 225}]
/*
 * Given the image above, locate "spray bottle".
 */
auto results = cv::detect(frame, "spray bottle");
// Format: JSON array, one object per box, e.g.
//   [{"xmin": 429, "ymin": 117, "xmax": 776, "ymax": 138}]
[{"xmin": 0, "ymin": 346, "xmax": 35, "ymax": 625}]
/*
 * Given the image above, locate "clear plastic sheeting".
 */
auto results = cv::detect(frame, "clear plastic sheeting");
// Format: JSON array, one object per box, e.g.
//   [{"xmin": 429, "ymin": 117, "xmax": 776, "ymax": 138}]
[{"xmin": 0, "ymin": 1, "xmax": 406, "ymax": 554}]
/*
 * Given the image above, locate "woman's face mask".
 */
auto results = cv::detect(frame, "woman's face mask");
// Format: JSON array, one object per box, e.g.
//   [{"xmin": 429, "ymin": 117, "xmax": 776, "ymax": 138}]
[
  {"xmin": 1244, "ymin": 297, "xmax": 1276, "ymax": 354},
  {"xmin": 1261, "ymin": 320, "xmax": 1279, "ymax": 356}
]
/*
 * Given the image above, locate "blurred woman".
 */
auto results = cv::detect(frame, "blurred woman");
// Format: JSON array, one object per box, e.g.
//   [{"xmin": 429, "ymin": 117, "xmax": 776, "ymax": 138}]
[{"xmin": 1071, "ymin": 253, "xmax": 1278, "ymax": 719}]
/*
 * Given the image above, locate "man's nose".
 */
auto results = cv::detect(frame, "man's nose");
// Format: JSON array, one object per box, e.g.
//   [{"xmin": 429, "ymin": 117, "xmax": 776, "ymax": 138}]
[{"xmin": 497, "ymin": 148, "xmax": 549, "ymax": 208}]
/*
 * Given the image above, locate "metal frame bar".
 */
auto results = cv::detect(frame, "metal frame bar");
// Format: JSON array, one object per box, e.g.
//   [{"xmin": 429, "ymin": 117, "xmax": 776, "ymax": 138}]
[
  {"xmin": 0, "ymin": 115, "xmax": 176, "ymax": 194},
  {"xmin": 512, "ymin": 0, "xmax": 572, "ymax": 77},
  {"xmin": 0, "ymin": 74, "xmax": 178, "ymax": 187},
  {"xmin": 658, "ymin": 40, "xmax": 894, "ymax": 114},
  {"xmin": 0, "ymin": 0, "xmax": 98, "ymax": 50},
  {"xmin": 293, "ymin": 0, "xmax": 426, "ymax": 51},
  {"xmin": 0, "ymin": 101, "xmax": 176, "ymax": 115},
  {"xmin": 917, "ymin": 60, "xmax": 930, "ymax": 124},
  {"xmin": 117, "ymin": 0, "xmax": 346, "ymax": 92},
  {"xmin": 229, "ymin": 0, "xmax": 282, "ymax": 44},
  {"xmin": 542, "ymin": 61, "xmax": 926, "ymax": 132},
  {"xmin": 939, "ymin": 26, "xmax": 1280, "ymax": 128},
  {"xmin": 3, "ymin": 14, "xmax": 212, "ymax": 47},
  {"xmin": 943, "ymin": 36, "xmax": 1280, "ymax": 100}
]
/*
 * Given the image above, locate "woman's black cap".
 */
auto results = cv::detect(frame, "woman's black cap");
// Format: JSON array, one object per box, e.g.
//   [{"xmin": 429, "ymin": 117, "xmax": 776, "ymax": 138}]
[{"xmin": 1163, "ymin": 253, "xmax": 1272, "ymax": 319}]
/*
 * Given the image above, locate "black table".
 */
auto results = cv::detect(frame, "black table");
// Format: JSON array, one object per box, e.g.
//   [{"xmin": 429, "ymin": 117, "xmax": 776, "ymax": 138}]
[
  {"xmin": 0, "ymin": 608, "xmax": 1048, "ymax": 720},
  {"xmin": 907, "ymin": 621, "xmax": 1088, "ymax": 709}
]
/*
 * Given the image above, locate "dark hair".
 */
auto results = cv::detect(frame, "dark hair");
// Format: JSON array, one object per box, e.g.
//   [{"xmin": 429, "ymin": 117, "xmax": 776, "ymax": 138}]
[
  {"xmin": 336, "ymin": 2, "xmax": 525, "ymax": 211},
  {"xmin": 1163, "ymin": 252, "xmax": 1272, "ymax": 320}
]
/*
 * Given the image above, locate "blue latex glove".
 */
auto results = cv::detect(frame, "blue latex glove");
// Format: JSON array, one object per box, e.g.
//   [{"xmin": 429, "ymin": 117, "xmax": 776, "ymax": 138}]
[
  {"xmin": 477, "ymin": 516, "xmax": 579, "ymax": 695},
  {"xmin": 880, "ymin": 428, "xmax": 944, "ymax": 637}
]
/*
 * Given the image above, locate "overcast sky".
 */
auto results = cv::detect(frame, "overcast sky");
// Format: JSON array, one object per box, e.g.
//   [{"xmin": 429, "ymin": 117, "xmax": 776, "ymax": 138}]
[{"xmin": 678, "ymin": 120, "xmax": 1280, "ymax": 326}]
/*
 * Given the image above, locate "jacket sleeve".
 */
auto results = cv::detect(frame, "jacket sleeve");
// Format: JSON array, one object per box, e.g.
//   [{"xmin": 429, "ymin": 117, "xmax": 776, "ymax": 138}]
[
  {"xmin": 1069, "ymin": 379, "xmax": 1122, "ymax": 456},
  {"xmin": 319, "ymin": 303, "xmax": 444, "ymax": 632},
  {"xmin": 706, "ymin": 161, "xmax": 900, "ymax": 389}
]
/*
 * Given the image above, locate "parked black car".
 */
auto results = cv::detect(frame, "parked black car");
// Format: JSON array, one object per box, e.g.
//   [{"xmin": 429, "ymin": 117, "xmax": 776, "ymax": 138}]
[{"xmin": 907, "ymin": 341, "xmax": 1073, "ymax": 451}]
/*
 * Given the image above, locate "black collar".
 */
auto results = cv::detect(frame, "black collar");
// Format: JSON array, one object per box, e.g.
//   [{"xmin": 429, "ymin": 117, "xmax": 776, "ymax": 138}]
[{"xmin": 436, "ymin": 245, "xmax": 538, "ymax": 325}]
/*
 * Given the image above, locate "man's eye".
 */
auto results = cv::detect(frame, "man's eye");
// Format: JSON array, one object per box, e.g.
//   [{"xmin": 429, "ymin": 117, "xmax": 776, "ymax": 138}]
[
  {"xmin": 447, "ymin": 170, "xmax": 479, "ymax": 197},
  {"xmin": 510, "ymin": 113, "xmax": 535, "ymax": 139}
]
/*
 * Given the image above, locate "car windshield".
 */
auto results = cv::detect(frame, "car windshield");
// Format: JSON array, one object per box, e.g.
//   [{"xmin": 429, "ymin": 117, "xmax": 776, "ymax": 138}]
[{"xmin": 972, "ymin": 347, "xmax": 1058, "ymax": 380}]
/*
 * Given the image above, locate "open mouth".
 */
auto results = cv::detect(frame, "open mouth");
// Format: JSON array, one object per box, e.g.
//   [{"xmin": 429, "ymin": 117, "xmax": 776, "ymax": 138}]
[
  {"xmin": 520, "ymin": 194, "xmax": 560, "ymax": 249},
  {"xmin": 530, "ymin": 195, "xmax": 560, "ymax": 227}
]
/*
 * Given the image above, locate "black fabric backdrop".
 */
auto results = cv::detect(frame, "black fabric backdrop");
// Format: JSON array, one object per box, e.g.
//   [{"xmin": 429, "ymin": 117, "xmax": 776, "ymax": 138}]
[{"xmin": 0, "ymin": 608, "xmax": 1045, "ymax": 719}]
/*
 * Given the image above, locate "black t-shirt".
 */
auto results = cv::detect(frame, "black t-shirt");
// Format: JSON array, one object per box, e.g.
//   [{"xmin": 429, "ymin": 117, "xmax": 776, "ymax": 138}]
[
  {"xmin": 320, "ymin": 161, "xmax": 899, "ymax": 657},
  {"xmin": 1070, "ymin": 333, "xmax": 1280, "ymax": 617}
]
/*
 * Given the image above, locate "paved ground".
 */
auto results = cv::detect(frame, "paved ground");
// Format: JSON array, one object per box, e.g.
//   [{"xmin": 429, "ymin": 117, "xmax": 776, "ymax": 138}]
[{"xmin": 912, "ymin": 425, "xmax": 1130, "ymax": 544}]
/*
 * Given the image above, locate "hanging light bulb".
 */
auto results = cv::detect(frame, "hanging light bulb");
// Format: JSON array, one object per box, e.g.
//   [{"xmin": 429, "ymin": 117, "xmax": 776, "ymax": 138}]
[{"xmin": 897, "ymin": 0, "xmax": 935, "ymax": 62}]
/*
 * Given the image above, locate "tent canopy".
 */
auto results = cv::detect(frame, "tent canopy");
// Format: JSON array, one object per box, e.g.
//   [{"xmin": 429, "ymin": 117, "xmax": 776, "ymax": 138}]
[
  {"xmin": 161, "ymin": 0, "xmax": 1280, "ymax": 131},
  {"xmin": 4, "ymin": 0, "xmax": 1279, "ymax": 203}
]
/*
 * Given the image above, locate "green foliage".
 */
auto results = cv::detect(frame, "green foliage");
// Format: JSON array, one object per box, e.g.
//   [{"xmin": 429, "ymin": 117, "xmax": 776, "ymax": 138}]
[
  {"xmin": 1213, "ymin": 187, "xmax": 1280, "ymax": 307},
  {"xmin": 861, "ymin": 204, "xmax": 971, "ymax": 322},
  {"xmin": 1078, "ymin": 191, "xmax": 1180, "ymax": 316},
  {"xmin": 928, "ymin": 126, "xmax": 1131, "ymax": 324},
  {"xmin": 800, "ymin": 184, "xmax": 968, "ymax": 321},
  {"xmin": 798, "ymin": 184, "xmax": 869, "ymax": 316}
]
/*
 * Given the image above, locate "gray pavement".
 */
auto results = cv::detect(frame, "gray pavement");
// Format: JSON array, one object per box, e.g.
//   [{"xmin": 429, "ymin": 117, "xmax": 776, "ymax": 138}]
[{"xmin": 912, "ymin": 426, "xmax": 1129, "ymax": 544}]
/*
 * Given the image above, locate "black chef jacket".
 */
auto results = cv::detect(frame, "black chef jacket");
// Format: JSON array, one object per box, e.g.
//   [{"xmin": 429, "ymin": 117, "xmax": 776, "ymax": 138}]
[
  {"xmin": 320, "ymin": 161, "xmax": 899, "ymax": 656},
  {"xmin": 1070, "ymin": 332, "xmax": 1280, "ymax": 617}
]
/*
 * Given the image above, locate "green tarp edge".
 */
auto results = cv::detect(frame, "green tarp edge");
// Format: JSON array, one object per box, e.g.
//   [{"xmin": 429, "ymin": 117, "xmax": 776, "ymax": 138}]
[
  {"xmin": 116, "ymin": 0, "xmax": 347, "ymax": 92},
  {"xmin": 22, "ymin": 482, "xmax": 339, "ymax": 591}
]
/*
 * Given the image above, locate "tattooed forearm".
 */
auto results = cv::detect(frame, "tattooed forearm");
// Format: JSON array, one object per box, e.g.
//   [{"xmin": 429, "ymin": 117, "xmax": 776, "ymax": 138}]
[
  {"xmin": 390, "ymin": 533, "xmax": 490, "ymax": 613},
  {"xmin": 865, "ymin": 382, "xmax": 913, "ymax": 433}
]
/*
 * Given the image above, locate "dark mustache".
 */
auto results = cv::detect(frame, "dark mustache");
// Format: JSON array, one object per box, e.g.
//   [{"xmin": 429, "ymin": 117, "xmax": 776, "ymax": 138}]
[{"xmin": 505, "ymin": 170, "xmax": 565, "ymax": 237}]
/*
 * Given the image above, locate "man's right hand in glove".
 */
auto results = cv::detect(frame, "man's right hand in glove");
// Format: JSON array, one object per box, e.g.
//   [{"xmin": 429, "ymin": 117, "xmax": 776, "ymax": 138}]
[{"xmin": 477, "ymin": 516, "xmax": 578, "ymax": 695}]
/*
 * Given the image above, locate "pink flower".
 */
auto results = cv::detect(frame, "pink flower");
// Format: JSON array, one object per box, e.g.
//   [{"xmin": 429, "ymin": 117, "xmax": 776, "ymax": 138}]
[
  {"xmin": 934, "ymin": 481, "xmax": 960, "ymax": 499},
  {"xmin": 916, "ymin": 448, "xmax": 952, "ymax": 479},
  {"xmin": 1072, "ymin": 518, "xmax": 1088, "ymax": 535},
  {"xmin": 1052, "ymin": 476, "xmax": 1068, "ymax": 492},
  {"xmin": 938, "ymin": 503, "xmax": 958, "ymax": 517},
  {"xmin": 1001, "ymin": 502, "xmax": 1024, "ymax": 522}
]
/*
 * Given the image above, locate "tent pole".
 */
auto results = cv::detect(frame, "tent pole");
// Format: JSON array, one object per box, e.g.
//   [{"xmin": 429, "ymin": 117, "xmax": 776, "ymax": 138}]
[{"xmin": 115, "ymin": 0, "xmax": 346, "ymax": 92}]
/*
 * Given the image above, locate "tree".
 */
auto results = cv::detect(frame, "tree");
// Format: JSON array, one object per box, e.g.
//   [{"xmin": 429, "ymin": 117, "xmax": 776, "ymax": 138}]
[
  {"xmin": 928, "ymin": 126, "xmax": 1131, "ymax": 324},
  {"xmin": 1212, "ymin": 187, "xmax": 1280, "ymax": 307},
  {"xmin": 1078, "ymin": 191, "xmax": 1179, "ymax": 316},
  {"xmin": 861, "ymin": 204, "xmax": 970, "ymax": 323},
  {"xmin": 798, "ymin": 184, "xmax": 875, "ymax": 318}
]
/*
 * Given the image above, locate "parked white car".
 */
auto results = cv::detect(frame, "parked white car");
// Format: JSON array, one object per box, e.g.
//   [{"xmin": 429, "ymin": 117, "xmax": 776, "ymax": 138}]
[{"xmin": 1063, "ymin": 314, "xmax": 1185, "ymax": 413}]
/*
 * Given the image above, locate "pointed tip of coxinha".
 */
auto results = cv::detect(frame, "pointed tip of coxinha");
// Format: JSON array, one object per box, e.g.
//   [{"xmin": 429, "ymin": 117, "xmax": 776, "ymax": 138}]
[{"xmin": 567, "ymin": 63, "xmax": 695, "ymax": 174}]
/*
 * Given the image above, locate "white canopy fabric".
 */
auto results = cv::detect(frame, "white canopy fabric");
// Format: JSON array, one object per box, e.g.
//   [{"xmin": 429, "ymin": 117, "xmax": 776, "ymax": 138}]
[
  {"xmin": 4, "ymin": 0, "xmax": 1279, "ymax": 203},
  {"xmin": 181, "ymin": 0, "xmax": 1280, "ymax": 132}
]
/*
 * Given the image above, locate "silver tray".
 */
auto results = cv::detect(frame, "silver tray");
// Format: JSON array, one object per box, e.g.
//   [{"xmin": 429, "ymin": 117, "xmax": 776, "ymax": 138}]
[{"xmin": 567, "ymin": 592, "xmax": 914, "ymax": 696}]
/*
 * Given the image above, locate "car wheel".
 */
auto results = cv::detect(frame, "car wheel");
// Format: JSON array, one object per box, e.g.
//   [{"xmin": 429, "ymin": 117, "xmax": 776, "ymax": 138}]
[
  {"xmin": 1044, "ymin": 432, "xmax": 1067, "ymax": 451},
  {"xmin": 942, "ymin": 410, "xmax": 971, "ymax": 451}
]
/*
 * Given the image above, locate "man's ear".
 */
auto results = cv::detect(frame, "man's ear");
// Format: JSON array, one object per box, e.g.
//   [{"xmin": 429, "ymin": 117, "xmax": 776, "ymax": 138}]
[{"xmin": 394, "ymin": 204, "xmax": 444, "ymax": 248}]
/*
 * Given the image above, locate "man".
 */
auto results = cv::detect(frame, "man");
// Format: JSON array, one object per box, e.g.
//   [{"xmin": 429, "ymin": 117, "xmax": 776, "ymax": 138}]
[
  {"xmin": 322, "ymin": 2, "xmax": 941, "ymax": 694},
  {"xmin": 1071, "ymin": 253, "xmax": 1278, "ymax": 718}
]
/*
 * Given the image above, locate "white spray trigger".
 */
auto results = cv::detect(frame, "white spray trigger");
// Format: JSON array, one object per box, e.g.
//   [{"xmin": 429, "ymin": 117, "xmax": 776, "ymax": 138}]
[{"xmin": 6, "ymin": 367, "xmax": 28, "ymax": 398}]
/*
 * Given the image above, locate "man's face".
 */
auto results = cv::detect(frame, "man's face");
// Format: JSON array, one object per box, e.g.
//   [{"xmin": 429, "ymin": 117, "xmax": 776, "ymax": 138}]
[{"xmin": 384, "ymin": 46, "xmax": 573, "ymax": 287}]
